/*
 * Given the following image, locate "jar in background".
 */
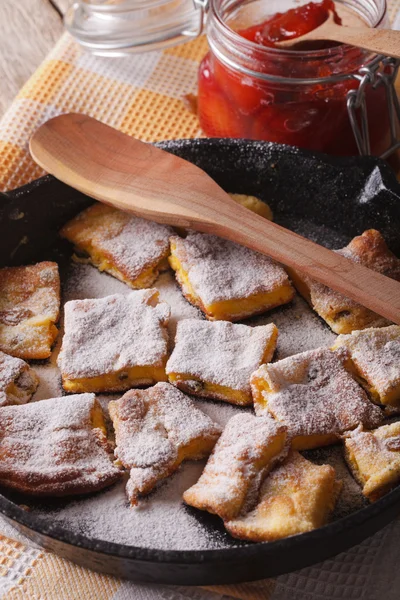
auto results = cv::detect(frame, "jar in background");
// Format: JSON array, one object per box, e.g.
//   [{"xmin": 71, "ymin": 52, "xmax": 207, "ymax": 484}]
[
  {"xmin": 65, "ymin": 0, "xmax": 206, "ymax": 55},
  {"xmin": 198, "ymin": 0, "xmax": 393, "ymax": 156}
]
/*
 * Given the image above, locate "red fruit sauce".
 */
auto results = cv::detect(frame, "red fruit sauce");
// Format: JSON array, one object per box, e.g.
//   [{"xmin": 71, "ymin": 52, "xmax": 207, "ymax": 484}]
[{"xmin": 198, "ymin": 1, "xmax": 390, "ymax": 156}]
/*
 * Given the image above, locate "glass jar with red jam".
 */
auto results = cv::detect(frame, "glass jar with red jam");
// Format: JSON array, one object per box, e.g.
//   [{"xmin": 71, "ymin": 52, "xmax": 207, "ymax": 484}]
[{"xmin": 198, "ymin": 0, "xmax": 392, "ymax": 156}]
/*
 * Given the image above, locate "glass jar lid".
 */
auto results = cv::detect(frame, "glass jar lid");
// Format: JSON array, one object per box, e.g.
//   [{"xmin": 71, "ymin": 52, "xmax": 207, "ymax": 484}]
[{"xmin": 64, "ymin": 0, "xmax": 207, "ymax": 56}]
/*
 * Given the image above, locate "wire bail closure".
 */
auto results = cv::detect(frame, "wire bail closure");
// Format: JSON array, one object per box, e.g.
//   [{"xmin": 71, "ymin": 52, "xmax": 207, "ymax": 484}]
[
  {"xmin": 187, "ymin": 0, "xmax": 209, "ymax": 37},
  {"xmin": 347, "ymin": 56, "xmax": 400, "ymax": 158}
]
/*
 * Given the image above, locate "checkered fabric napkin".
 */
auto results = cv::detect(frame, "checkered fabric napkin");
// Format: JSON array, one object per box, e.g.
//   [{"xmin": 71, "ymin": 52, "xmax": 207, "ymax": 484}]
[
  {"xmin": 1, "ymin": 2, "xmax": 400, "ymax": 598},
  {"xmin": 0, "ymin": 33, "xmax": 208, "ymax": 192}
]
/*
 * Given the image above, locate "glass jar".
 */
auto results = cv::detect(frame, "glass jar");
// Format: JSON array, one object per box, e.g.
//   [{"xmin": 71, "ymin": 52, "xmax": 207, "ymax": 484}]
[
  {"xmin": 65, "ymin": 0, "xmax": 206, "ymax": 55},
  {"xmin": 198, "ymin": 0, "xmax": 394, "ymax": 156}
]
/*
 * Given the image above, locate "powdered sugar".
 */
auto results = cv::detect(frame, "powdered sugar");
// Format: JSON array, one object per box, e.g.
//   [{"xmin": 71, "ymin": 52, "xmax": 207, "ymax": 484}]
[
  {"xmin": 334, "ymin": 325, "xmax": 400, "ymax": 401},
  {"xmin": 166, "ymin": 319, "xmax": 277, "ymax": 392},
  {"xmin": 35, "ymin": 464, "xmax": 224, "ymax": 550},
  {"xmin": 61, "ymin": 204, "xmax": 173, "ymax": 285},
  {"xmin": 170, "ymin": 232, "xmax": 292, "ymax": 305},
  {"xmin": 23, "ymin": 262, "xmax": 370, "ymax": 550},
  {"xmin": 252, "ymin": 348, "xmax": 383, "ymax": 439},
  {"xmin": 255, "ymin": 294, "xmax": 337, "ymax": 359},
  {"xmin": 0, "ymin": 351, "xmax": 39, "ymax": 406},
  {"xmin": 58, "ymin": 290, "xmax": 170, "ymax": 379},
  {"xmin": 156, "ymin": 271, "xmax": 202, "ymax": 338},
  {"xmin": 109, "ymin": 383, "xmax": 221, "ymax": 505},
  {"xmin": 0, "ymin": 394, "xmax": 121, "ymax": 495}
]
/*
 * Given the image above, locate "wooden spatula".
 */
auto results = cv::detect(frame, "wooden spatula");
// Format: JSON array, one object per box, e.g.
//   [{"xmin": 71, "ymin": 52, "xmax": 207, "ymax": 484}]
[
  {"xmin": 275, "ymin": 11, "xmax": 400, "ymax": 57},
  {"xmin": 29, "ymin": 113, "xmax": 400, "ymax": 324}
]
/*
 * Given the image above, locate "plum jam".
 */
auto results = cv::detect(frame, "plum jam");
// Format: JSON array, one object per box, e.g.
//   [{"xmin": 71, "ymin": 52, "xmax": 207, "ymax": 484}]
[{"xmin": 198, "ymin": 0, "xmax": 391, "ymax": 156}]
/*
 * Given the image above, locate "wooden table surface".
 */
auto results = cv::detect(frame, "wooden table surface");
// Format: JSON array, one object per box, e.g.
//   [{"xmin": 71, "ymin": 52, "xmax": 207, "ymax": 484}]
[{"xmin": 0, "ymin": 0, "xmax": 70, "ymax": 118}]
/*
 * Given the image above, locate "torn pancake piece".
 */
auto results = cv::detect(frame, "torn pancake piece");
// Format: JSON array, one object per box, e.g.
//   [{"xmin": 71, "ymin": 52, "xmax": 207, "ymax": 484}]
[
  {"xmin": 0, "ymin": 262, "xmax": 60, "ymax": 359},
  {"xmin": 0, "ymin": 351, "xmax": 39, "ymax": 407},
  {"xmin": 109, "ymin": 382, "xmax": 221, "ymax": 506},
  {"xmin": 291, "ymin": 230, "xmax": 400, "ymax": 334},
  {"xmin": 345, "ymin": 422, "xmax": 400, "ymax": 501},
  {"xmin": 60, "ymin": 203, "xmax": 173, "ymax": 288},
  {"xmin": 183, "ymin": 413, "xmax": 288, "ymax": 521},
  {"xmin": 166, "ymin": 319, "xmax": 278, "ymax": 406},
  {"xmin": 251, "ymin": 348, "xmax": 383, "ymax": 450},
  {"xmin": 225, "ymin": 451, "xmax": 342, "ymax": 541},
  {"xmin": 0, "ymin": 393, "xmax": 121, "ymax": 496},
  {"xmin": 332, "ymin": 325, "xmax": 400, "ymax": 407},
  {"xmin": 58, "ymin": 289, "xmax": 170, "ymax": 393}
]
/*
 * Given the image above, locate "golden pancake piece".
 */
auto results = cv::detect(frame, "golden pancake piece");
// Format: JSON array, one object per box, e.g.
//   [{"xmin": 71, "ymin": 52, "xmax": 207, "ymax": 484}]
[
  {"xmin": 251, "ymin": 348, "xmax": 383, "ymax": 450},
  {"xmin": 332, "ymin": 325, "xmax": 400, "ymax": 407},
  {"xmin": 225, "ymin": 451, "xmax": 342, "ymax": 542},
  {"xmin": 183, "ymin": 413, "xmax": 288, "ymax": 521},
  {"xmin": 345, "ymin": 422, "xmax": 400, "ymax": 501},
  {"xmin": 169, "ymin": 232, "xmax": 294, "ymax": 322},
  {"xmin": 109, "ymin": 382, "xmax": 221, "ymax": 505},
  {"xmin": 0, "ymin": 351, "xmax": 39, "ymax": 407},
  {"xmin": 166, "ymin": 319, "xmax": 278, "ymax": 406},
  {"xmin": 61, "ymin": 203, "xmax": 173, "ymax": 289},
  {"xmin": 58, "ymin": 289, "xmax": 170, "ymax": 393},
  {"xmin": 0, "ymin": 262, "xmax": 60, "ymax": 359},
  {"xmin": 0, "ymin": 393, "xmax": 121, "ymax": 496},
  {"xmin": 229, "ymin": 194, "xmax": 273, "ymax": 221},
  {"xmin": 290, "ymin": 230, "xmax": 400, "ymax": 334}
]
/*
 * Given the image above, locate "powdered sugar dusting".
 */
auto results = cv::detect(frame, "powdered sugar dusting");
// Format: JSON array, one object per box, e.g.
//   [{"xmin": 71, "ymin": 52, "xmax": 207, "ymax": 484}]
[
  {"xmin": 166, "ymin": 319, "xmax": 277, "ymax": 392},
  {"xmin": 253, "ymin": 348, "xmax": 383, "ymax": 438},
  {"xmin": 23, "ymin": 262, "xmax": 371, "ymax": 550},
  {"xmin": 61, "ymin": 204, "xmax": 173, "ymax": 284},
  {"xmin": 58, "ymin": 290, "xmax": 170, "ymax": 379},
  {"xmin": 170, "ymin": 233, "xmax": 292, "ymax": 304},
  {"xmin": 255, "ymin": 294, "xmax": 336, "ymax": 359},
  {"xmin": 0, "ymin": 394, "xmax": 121, "ymax": 495},
  {"xmin": 35, "ymin": 464, "xmax": 224, "ymax": 550},
  {"xmin": 156, "ymin": 271, "xmax": 202, "ymax": 338}
]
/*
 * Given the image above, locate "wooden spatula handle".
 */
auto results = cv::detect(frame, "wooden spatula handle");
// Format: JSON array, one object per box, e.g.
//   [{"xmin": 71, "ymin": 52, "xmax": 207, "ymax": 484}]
[
  {"xmin": 213, "ymin": 209, "xmax": 400, "ymax": 324},
  {"xmin": 29, "ymin": 114, "xmax": 400, "ymax": 325}
]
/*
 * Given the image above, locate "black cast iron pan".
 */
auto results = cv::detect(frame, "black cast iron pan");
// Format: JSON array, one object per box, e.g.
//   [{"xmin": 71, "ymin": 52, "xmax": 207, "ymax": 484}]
[{"xmin": 0, "ymin": 138, "xmax": 400, "ymax": 585}]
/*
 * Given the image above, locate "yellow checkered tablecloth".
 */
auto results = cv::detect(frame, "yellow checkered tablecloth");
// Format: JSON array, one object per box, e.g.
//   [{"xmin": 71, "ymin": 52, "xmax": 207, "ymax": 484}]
[
  {"xmin": 0, "ymin": 33, "xmax": 208, "ymax": 192},
  {"xmin": 2, "ymin": 4, "xmax": 400, "ymax": 598}
]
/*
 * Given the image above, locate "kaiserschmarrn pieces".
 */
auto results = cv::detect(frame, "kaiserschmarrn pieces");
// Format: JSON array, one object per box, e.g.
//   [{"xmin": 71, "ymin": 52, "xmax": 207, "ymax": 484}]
[
  {"xmin": 251, "ymin": 348, "xmax": 383, "ymax": 450},
  {"xmin": 183, "ymin": 413, "xmax": 288, "ymax": 521},
  {"xmin": 169, "ymin": 232, "xmax": 294, "ymax": 321},
  {"xmin": 60, "ymin": 203, "xmax": 173, "ymax": 289},
  {"xmin": 109, "ymin": 382, "xmax": 221, "ymax": 506},
  {"xmin": 345, "ymin": 422, "xmax": 400, "ymax": 501},
  {"xmin": 0, "ymin": 262, "xmax": 60, "ymax": 359},
  {"xmin": 0, "ymin": 393, "xmax": 121, "ymax": 496},
  {"xmin": 166, "ymin": 319, "xmax": 278, "ymax": 406},
  {"xmin": 229, "ymin": 194, "xmax": 273, "ymax": 221},
  {"xmin": 0, "ymin": 351, "xmax": 39, "ymax": 407},
  {"xmin": 332, "ymin": 325, "xmax": 400, "ymax": 407},
  {"xmin": 58, "ymin": 289, "xmax": 170, "ymax": 393},
  {"xmin": 290, "ymin": 230, "xmax": 400, "ymax": 334},
  {"xmin": 225, "ymin": 451, "xmax": 342, "ymax": 542}
]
